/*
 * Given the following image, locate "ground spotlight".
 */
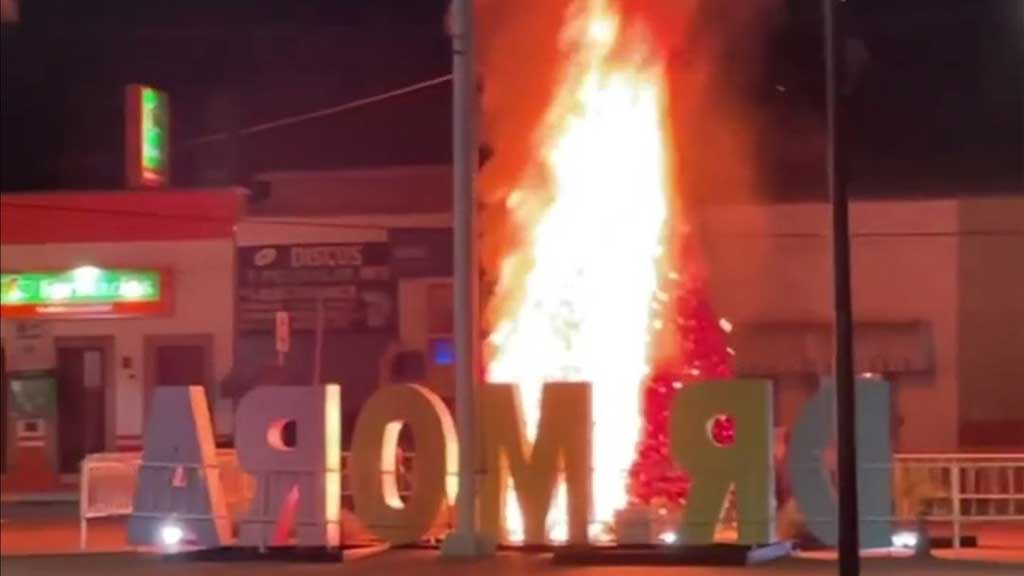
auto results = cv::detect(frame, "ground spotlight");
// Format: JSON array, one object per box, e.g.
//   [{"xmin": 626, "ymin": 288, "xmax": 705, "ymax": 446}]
[
  {"xmin": 159, "ymin": 522, "xmax": 185, "ymax": 550},
  {"xmin": 891, "ymin": 530, "xmax": 919, "ymax": 550},
  {"xmin": 658, "ymin": 530, "xmax": 678, "ymax": 545}
]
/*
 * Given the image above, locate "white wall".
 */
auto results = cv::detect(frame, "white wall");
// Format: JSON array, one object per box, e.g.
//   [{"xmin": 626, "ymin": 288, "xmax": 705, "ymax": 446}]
[
  {"xmin": 0, "ymin": 238, "xmax": 236, "ymax": 439},
  {"xmin": 698, "ymin": 199, "xmax": 961, "ymax": 452}
]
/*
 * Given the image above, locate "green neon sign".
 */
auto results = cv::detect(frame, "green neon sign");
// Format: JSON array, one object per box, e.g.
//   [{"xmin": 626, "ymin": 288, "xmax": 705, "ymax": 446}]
[
  {"xmin": 140, "ymin": 87, "xmax": 168, "ymax": 174},
  {"xmin": 1, "ymin": 267, "xmax": 162, "ymax": 307}
]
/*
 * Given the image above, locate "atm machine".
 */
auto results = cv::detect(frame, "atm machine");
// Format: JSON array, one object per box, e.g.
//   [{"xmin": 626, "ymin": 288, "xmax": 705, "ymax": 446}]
[{"xmin": 2, "ymin": 320, "xmax": 63, "ymax": 492}]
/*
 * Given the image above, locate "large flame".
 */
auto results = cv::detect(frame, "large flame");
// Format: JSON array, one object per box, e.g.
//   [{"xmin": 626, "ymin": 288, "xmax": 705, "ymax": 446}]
[{"xmin": 485, "ymin": 0, "xmax": 673, "ymax": 539}]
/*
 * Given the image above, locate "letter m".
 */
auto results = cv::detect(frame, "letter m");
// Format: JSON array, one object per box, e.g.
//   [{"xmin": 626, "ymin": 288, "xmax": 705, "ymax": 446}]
[{"xmin": 479, "ymin": 382, "xmax": 591, "ymax": 545}]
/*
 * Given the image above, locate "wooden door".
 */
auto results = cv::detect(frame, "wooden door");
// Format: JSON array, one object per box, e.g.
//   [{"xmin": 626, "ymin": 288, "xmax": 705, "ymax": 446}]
[{"xmin": 56, "ymin": 347, "xmax": 105, "ymax": 474}]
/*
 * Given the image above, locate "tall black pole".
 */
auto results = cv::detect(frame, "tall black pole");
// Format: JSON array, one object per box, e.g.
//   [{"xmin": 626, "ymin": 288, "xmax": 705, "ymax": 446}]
[{"xmin": 824, "ymin": 1, "xmax": 860, "ymax": 575}]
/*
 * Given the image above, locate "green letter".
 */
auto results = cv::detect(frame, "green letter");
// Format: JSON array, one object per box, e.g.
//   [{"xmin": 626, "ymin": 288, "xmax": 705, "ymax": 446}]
[{"xmin": 670, "ymin": 379, "xmax": 775, "ymax": 544}]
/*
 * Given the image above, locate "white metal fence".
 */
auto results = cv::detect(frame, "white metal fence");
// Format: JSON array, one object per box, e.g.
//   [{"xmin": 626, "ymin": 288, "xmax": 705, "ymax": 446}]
[
  {"xmin": 893, "ymin": 453, "xmax": 1024, "ymax": 548},
  {"xmin": 79, "ymin": 451, "xmax": 1023, "ymax": 550},
  {"xmin": 78, "ymin": 449, "xmax": 415, "ymax": 549},
  {"xmin": 79, "ymin": 449, "xmax": 253, "ymax": 549}
]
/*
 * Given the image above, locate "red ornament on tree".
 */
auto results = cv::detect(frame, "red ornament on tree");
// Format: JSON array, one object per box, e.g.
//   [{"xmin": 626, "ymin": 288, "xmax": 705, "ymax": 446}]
[{"xmin": 709, "ymin": 414, "xmax": 736, "ymax": 447}]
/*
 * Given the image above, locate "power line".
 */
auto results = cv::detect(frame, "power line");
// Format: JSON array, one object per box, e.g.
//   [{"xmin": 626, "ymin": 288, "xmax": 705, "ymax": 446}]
[{"xmin": 185, "ymin": 74, "xmax": 453, "ymax": 146}]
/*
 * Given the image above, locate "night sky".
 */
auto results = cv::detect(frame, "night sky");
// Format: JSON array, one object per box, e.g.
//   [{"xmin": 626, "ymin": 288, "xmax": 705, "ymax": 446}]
[{"xmin": 1, "ymin": 0, "xmax": 1021, "ymax": 199}]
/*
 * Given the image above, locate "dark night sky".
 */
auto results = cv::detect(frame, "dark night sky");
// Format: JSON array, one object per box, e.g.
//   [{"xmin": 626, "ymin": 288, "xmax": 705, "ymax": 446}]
[{"xmin": 1, "ymin": 0, "xmax": 1021, "ymax": 199}]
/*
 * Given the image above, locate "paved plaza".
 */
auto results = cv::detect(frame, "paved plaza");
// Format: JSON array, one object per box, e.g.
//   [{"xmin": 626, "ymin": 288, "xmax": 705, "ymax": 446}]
[
  {"xmin": 2, "ymin": 504, "xmax": 1021, "ymax": 575},
  {"xmin": 2, "ymin": 550, "xmax": 1023, "ymax": 576}
]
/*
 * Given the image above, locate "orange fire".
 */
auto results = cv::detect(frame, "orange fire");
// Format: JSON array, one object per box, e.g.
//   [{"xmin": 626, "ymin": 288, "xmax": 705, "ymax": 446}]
[{"xmin": 485, "ymin": 0, "xmax": 674, "ymax": 541}]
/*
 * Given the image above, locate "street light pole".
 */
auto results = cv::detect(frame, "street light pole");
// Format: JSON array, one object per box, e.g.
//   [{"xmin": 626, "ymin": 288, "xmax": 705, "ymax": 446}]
[
  {"xmin": 824, "ymin": 1, "xmax": 860, "ymax": 575},
  {"xmin": 441, "ymin": 0, "xmax": 494, "ymax": 558}
]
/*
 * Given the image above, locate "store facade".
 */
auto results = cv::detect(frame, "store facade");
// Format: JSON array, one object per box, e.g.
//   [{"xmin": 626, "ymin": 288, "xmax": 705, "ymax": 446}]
[
  {"xmin": 230, "ymin": 166, "xmax": 455, "ymax": 444},
  {"xmin": 0, "ymin": 189, "xmax": 243, "ymax": 495}
]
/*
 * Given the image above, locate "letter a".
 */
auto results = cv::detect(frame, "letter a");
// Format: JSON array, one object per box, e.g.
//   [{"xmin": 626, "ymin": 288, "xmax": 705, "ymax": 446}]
[{"xmin": 127, "ymin": 386, "xmax": 230, "ymax": 548}]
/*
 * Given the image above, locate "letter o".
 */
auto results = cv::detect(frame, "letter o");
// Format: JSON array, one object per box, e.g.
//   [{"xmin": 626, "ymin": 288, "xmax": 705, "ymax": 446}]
[{"xmin": 350, "ymin": 384, "xmax": 457, "ymax": 545}]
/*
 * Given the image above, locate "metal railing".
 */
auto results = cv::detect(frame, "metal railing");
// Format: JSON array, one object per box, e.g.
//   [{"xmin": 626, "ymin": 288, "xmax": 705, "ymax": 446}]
[
  {"xmin": 893, "ymin": 453, "xmax": 1024, "ymax": 548},
  {"xmin": 78, "ymin": 450, "xmax": 416, "ymax": 550},
  {"xmin": 78, "ymin": 449, "xmax": 253, "ymax": 549}
]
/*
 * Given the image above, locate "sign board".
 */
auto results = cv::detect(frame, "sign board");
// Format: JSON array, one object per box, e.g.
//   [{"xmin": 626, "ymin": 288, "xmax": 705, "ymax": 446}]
[
  {"xmin": 275, "ymin": 311, "xmax": 290, "ymax": 353},
  {"xmin": 237, "ymin": 244, "xmax": 396, "ymax": 333},
  {"xmin": 235, "ymin": 231, "xmax": 452, "ymax": 334},
  {"xmin": 1, "ymin": 267, "xmax": 169, "ymax": 319},
  {"xmin": 125, "ymin": 84, "xmax": 170, "ymax": 188},
  {"xmin": 5, "ymin": 320, "xmax": 56, "ymax": 371}
]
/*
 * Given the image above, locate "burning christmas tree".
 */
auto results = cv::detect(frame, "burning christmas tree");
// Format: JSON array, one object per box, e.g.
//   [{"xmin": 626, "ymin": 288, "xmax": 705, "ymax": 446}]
[
  {"xmin": 475, "ymin": 0, "xmax": 769, "ymax": 541},
  {"xmin": 629, "ymin": 236, "xmax": 734, "ymax": 507}
]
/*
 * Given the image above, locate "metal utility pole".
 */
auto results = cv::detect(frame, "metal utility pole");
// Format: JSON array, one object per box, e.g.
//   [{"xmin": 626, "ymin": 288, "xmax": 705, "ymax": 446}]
[
  {"xmin": 824, "ymin": 1, "xmax": 860, "ymax": 575},
  {"xmin": 441, "ymin": 0, "xmax": 493, "ymax": 558}
]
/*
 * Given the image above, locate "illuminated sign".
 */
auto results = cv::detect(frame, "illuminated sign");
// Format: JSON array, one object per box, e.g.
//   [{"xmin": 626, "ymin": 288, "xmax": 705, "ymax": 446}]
[
  {"xmin": 125, "ymin": 84, "xmax": 170, "ymax": 188},
  {"xmin": 1, "ymin": 267, "xmax": 169, "ymax": 318}
]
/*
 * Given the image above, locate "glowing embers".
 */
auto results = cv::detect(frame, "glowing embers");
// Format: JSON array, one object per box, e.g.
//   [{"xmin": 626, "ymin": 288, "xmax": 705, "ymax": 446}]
[{"xmin": 485, "ymin": 0, "xmax": 673, "ymax": 541}]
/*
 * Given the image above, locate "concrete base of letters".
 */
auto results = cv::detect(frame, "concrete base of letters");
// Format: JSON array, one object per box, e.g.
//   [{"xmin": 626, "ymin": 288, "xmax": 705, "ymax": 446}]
[
  {"xmin": 552, "ymin": 540, "xmax": 794, "ymax": 566},
  {"xmin": 440, "ymin": 531, "xmax": 497, "ymax": 559}
]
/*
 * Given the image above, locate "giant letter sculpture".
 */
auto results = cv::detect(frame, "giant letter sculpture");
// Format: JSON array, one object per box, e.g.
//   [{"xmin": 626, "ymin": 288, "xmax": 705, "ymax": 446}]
[
  {"xmin": 479, "ymin": 382, "xmax": 592, "ymax": 545},
  {"xmin": 787, "ymin": 376, "xmax": 892, "ymax": 548},
  {"xmin": 350, "ymin": 384, "xmax": 458, "ymax": 545},
  {"xmin": 235, "ymin": 384, "xmax": 342, "ymax": 548},
  {"xmin": 127, "ymin": 386, "xmax": 230, "ymax": 548},
  {"xmin": 670, "ymin": 379, "xmax": 775, "ymax": 545}
]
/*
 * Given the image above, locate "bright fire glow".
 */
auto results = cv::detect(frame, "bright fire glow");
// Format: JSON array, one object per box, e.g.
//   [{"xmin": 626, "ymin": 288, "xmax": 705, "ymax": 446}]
[{"xmin": 486, "ymin": 0, "xmax": 673, "ymax": 541}]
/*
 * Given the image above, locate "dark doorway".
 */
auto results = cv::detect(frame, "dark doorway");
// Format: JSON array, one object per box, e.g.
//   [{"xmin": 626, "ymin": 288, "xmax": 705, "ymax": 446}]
[
  {"xmin": 155, "ymin": 345, "xmax": 207, "ymax": 387},
  {"xmin": 144, "ymin": 335, "xmax": 213, "ymax": 429},
  {"xmin": 56, "ymin": 347, "xmax": 106, "ymax": 474}
]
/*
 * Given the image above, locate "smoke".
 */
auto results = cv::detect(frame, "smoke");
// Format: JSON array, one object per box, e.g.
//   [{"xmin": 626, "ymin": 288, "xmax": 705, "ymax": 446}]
[{"xmin": 474, "ymin": 0, "xmax": 783, "ymax": 336}]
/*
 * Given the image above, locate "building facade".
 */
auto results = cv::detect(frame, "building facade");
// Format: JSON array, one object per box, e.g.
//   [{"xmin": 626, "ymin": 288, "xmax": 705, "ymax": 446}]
[
  {"xmin": 1, "ymin": 170, "xmax": 1019, "ymax": 497},
  {"xmin": 0, "ymin": 189, "xmax": 242, "ymax": 494},
  {"xmin": 228, "ymin": 166, "xmax": 455, "ymax": 443},
  {"xmin": 699, "ymin": 195, "xmax": 1024, "ymax": 453}
]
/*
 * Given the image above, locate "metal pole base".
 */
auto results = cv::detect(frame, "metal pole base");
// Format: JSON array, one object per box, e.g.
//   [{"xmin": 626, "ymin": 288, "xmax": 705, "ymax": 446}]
[{"xmin": 440, "ymin": 532, "xmax": 497, "ymax": 559}]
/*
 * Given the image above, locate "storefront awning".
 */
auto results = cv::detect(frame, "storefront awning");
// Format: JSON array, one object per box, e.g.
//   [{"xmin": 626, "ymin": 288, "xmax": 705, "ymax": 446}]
[{"xmin": 730, "ymin": 321, "xmax": 933, "ymax": 376}]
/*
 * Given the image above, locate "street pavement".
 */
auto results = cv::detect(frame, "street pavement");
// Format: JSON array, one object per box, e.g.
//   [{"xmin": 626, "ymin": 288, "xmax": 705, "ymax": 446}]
[
  {"xmin": 2, "ymin": 504, "xmax": 1022, "ymax": 575},
  {"xmin": 2, "ymin": 550, "xmax": 1023, "ymax": 576}
]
